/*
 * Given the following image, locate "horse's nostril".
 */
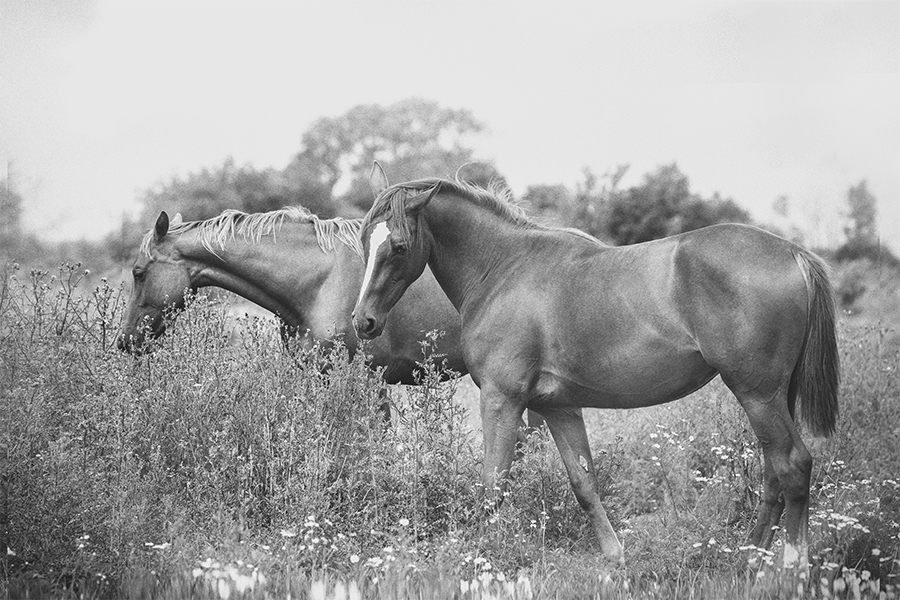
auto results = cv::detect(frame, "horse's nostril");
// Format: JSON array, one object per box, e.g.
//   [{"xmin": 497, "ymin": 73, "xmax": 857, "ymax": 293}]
[
  {"xmin": 364, "ymin": 317, "xmax": 377, "ymax": 334},
  {"xmin": 353, "ymin": 313, "xmax": 379, "ymax": 338}
]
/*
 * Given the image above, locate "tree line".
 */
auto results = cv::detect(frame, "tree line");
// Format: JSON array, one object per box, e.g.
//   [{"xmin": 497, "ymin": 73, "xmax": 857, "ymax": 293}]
[{"xmin": 1, "ymin": 97, "xmax": 896, "ymax": 315}]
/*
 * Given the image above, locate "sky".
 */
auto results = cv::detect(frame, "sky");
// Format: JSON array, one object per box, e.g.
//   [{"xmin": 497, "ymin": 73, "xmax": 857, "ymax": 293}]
[{"xmin": 2, "ymin": 0, "xmax": 899, "ymax": 253}]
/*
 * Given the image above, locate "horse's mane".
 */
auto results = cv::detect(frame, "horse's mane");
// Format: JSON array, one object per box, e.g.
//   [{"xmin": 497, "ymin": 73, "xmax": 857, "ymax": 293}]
[
  {"xmin": 140, "ymin": 206, "xmax": 364, "ymax": 259},
  {"xmin": 362, "ymin": 176, "xmax": 534, "ymax": 246}
]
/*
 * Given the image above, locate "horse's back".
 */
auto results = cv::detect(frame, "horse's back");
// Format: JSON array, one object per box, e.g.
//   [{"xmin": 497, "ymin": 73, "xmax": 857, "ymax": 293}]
[{"xmin": 465, "ymin": 223, "xmax": 811, "ymax": 409}]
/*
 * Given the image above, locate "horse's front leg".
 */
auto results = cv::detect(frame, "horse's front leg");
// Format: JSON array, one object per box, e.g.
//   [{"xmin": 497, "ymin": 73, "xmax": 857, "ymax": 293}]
[
  {"xmin": 479, "ymin": 383, "xmax": 526, "ymax": 507},
  {"xmin": 541, "ymin": 406, "xmax": 625, "ymax": 566}
]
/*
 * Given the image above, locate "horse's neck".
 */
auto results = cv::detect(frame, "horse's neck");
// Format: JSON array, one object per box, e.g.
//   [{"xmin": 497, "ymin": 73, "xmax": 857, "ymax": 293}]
[
  {"xmin": 175, "ymin": 224, "xmax": 344, "ymax": 331},
  {"xmin": 425, "ymin": 196, "xmax": 532, "ymax": 313}
]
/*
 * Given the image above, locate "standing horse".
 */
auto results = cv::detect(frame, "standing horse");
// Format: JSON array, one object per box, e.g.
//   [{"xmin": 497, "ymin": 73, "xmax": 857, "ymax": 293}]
[
  {"xmin": 116, "ymin": 207, "xmax": 465, "ymax": 384},
  {"xmin": 352, "ymin": 164, "xmax": 839, "ymax": 567}
]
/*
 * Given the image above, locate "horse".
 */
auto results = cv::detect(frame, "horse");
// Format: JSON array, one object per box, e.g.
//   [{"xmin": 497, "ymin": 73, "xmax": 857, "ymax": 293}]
[
  {"xmin": 116, "ymin": 206, "xmax": 466, "ymax": 384},
  {"xmin": 352, "ymin": 163, "xmax": 839, "ymax": 568}
]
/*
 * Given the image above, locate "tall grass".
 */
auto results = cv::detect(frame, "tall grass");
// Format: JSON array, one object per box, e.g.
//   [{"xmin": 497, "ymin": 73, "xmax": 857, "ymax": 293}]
[{"xmin": 2, "ymin": 263, "xmax": 898, "ymax": 599}]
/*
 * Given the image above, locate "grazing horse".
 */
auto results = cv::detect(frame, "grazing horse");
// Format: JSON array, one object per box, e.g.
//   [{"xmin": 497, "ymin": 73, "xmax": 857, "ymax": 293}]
[
  {"xmin": 352, "ymin": 164, "xmax": 839, "ymax": 568},
  {"xmin": 116, "ymin": 207, "xmax": 466, "ymax": 384}
]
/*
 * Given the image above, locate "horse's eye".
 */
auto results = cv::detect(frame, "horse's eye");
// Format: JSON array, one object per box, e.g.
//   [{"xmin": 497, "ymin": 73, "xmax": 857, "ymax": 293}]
[
  {"xmin": 393, "ymin": 241, "xmax": 408, "ymax": 255},
  {"xmin": 133, "ymin": 269, "xmax": 146, "ymax": 281}
]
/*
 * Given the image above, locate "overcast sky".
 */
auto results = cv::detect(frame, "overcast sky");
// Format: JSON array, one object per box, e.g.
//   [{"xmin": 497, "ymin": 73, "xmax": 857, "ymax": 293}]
[{"xmin": 2, "ymin": 0, "xmax": 898, "ymax": 252}]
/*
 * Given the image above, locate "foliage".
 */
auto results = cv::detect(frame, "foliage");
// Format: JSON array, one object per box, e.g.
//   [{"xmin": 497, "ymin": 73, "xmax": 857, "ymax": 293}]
[
  {"xmin": 539, "ymin": 164, "xmax": 753, "ymax": 246},
  {"xmin": 138, "ymin": 157, "xmax": 323, "ymax": 226},
  {"xmin": 0, "ymin": 179, "xmax": 47, "ymax": 266},
  {"xmin": 520, "ymin": 183, "xmax": 573, "ymax": 225},
  {"xmin": 834, "ymin": 181, "xmax": 899, "ymax": 267},
  {"xmin": 3, "ymin": 263, "xmax": 899, "ymax": 599},
  {"xmin": 1, "ymin": 178, "xmax": 24, "ymax": 244},
  {"xmin": 601, "ymin": 164, "xmax": 752, "ymax": 245},
  {"xmin": 831, "ymin": 257, "xmax": 900, "ymax": 328},
  {"xmin": 288, "ymin": 98, "xmax": 493, "ymax": 212},
  {"xmin": 842, "ymin": 181, "xmax": 878, "ymax": 249}
]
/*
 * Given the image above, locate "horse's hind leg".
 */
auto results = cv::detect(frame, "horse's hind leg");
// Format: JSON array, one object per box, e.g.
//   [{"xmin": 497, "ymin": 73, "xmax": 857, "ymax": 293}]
[
  {"xmin": 739, "ymin": 393, "xmax": 812, "ymax": 569},
  {"xmin": 541, "ymin": 407, "xmax": 624, "ymax": 566},
  {"xmin": 749, "ymin": 455, "xmax": 786, "ymax": 548}
]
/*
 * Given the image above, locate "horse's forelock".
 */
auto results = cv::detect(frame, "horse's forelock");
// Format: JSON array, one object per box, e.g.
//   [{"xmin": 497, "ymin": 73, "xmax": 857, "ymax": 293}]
[{"xmin": 361, "ymin": 181, "xmax": 436, "ymax": 253}]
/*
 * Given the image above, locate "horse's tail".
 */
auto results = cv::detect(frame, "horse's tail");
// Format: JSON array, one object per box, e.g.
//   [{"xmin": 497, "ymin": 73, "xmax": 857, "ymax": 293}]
[{"xmin": 789, "ymin": 250, "xmax": 840, "ymax": 437}]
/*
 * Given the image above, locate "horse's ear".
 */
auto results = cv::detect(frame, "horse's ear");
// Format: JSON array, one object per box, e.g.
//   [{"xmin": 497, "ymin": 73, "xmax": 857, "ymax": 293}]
[
  {"xmin": 170, "ymin": 212, "xmax": 183, "ymax": 227},
  {"xmin": 154, "ymin": 211, "xmax": 170, "ymax": 239},
  {"xmin": 370, "ymin": 161, "xmax": 389, "ymax": 199},
  {"xmin": 406, "ymin": 184, "xmax": 441, "ymax": 214}
]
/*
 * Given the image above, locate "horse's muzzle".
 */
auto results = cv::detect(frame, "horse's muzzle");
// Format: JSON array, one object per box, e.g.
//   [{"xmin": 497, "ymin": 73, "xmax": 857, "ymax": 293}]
[{"xmin": 352, "ymin": 311, "xmax": 383, "ymax": 340}]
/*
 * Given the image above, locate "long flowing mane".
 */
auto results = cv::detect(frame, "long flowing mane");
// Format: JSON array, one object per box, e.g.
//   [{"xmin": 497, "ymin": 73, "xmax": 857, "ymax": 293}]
[
  {"xmin": 362, "ymin": 176, "xmax": 601, "ymax": 247},
  {"xmin": 140, "ymin": 206, "xmax": 364, "ymax": 259}
]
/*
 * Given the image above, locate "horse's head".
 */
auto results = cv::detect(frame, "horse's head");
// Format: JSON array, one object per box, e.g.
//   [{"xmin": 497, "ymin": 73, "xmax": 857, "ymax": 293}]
[
  {"xmin": 352, "ymin": 163, "xmax": 439, "ymax": 340},
  {"xmin": 117, "ymin": 211, "xmax": 193, "ymax": 353}
]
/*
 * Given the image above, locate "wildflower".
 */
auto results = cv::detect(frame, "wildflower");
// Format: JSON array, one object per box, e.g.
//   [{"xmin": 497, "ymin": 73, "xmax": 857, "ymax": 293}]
[
  {"xmin": 216, "ymin": 579, "xmax": 232, "ymax": 600},
  {"xmin": 349, "ymin": 554, "xmax": 360, "ymax": 564},
  {"xmin": 310, "ymin": 580, "xmax": 326, "ymax": 600},
  {"xmin": 348, "ymin": 581, "xmax": 361, "ymax": 600},
  {"xmin": 398, "ymin": 518, "xmax": 410, "ymax": 527},
  {"xmin": 233, "ymin": 574, "xmax": 255, "ymax": 594}
]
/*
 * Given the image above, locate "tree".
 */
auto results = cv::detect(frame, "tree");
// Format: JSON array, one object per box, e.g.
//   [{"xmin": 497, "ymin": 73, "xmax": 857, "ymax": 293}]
[
  {"xmin": 604, "ymin": 164, "xmax": 751, "ymax": 245},
  {"xmin": 288, "ymin": 98, "xmax": 490, "ymax": 211},
  {"xmin": 844, "ymin": 180, "xmax": 877, "ymax": 246},
  {"xmin": 565, "ymin": 165, "xmax": 628, "ymax": 241},
  {"xmin": 521, "ymin": 183, "xmax": 572, "ymax": 225},
  {"xmin": 834, "ymin": 180, "xmax": 898, "ymax": 265},
  {"xmin": 1, "ymin": 179, "xmax": 23, "ymax": 248},
  {"xmin": 138, "ymin": 158, "xmax": 296, "ymax": 225}
]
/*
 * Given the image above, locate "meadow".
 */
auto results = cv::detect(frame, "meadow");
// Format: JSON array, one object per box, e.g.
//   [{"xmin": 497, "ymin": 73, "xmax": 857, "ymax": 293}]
[{"xmin": 2, "ymin": 263, "xmax": 899, "ymax": 599}]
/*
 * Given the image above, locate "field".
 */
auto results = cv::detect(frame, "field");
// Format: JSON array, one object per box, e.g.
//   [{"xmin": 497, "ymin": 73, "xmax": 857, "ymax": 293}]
[{"xmin": 2, "ymin": 263, "xmax": 899, "ymax": 599}]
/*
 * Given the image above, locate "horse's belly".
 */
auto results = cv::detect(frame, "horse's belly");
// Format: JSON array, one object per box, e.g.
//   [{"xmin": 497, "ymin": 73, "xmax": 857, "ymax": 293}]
[{"xmin": 528, "ymin": 351, "xmax": 717, "ymax": 411}]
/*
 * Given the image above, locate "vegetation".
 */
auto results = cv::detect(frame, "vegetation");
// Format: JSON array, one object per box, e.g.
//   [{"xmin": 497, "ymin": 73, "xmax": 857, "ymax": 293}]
[
  {"xmin": 3, "ymin": 98, "xmax": 899, "ymax": 598},
  {"xmin": 2, "ymin": 264, "xmax": 898, "ymax": 599}
]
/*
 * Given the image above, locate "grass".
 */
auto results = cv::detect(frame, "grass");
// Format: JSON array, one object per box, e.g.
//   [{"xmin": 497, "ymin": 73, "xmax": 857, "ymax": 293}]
[{"xmin": 2, "ymin": 262, "xmax": 899, "ymax": 599}]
